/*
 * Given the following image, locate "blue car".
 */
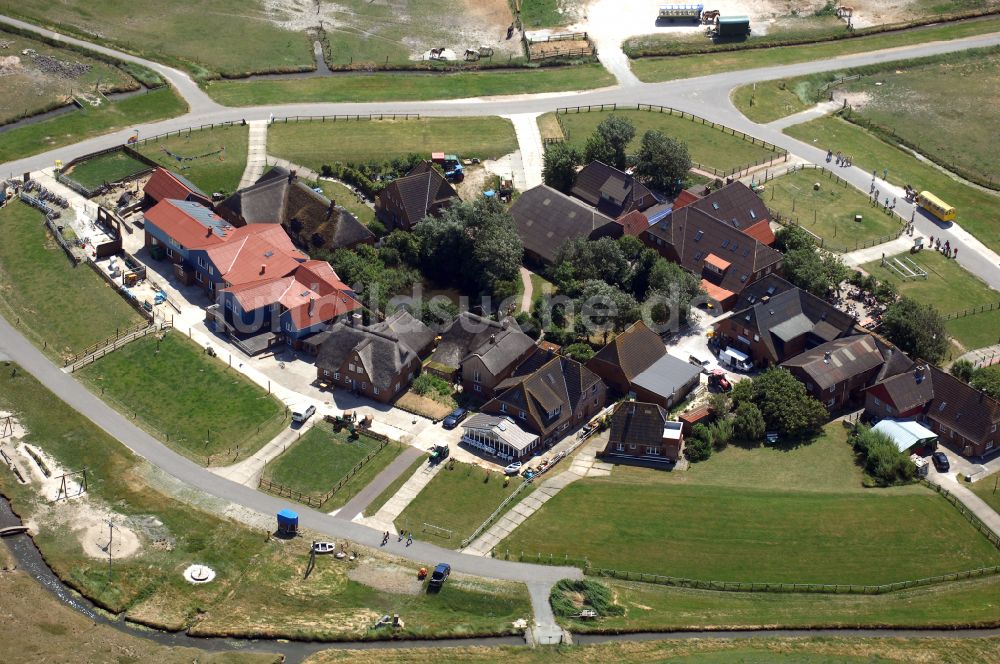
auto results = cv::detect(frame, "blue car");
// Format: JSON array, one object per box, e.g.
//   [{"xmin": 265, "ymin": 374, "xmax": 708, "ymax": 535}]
[{"xmin": 442, "ymin": 407, "xmax": 467, "ymax": 429}]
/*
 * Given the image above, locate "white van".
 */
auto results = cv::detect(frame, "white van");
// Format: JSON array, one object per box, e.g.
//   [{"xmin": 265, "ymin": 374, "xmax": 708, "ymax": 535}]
[
  {"xmin": 720, "ymin": 347, "xmax": 753, "ymax": 372},
  {"xmin": 291, "ymin": 404, "xmax": 316, "ymax": 424}
]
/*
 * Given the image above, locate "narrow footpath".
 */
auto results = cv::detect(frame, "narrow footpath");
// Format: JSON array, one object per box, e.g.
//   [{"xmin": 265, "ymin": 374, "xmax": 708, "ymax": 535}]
[
  {"xmin": 238, "ymin": 120, "xmax": 269, "ymax": 188},
  {"xmin": 507, "ymin": 113, "xmax": 545, "ymax": 191},
  {"xmin": 357, "ymin": 459, "xmax": 446, "ymax": 534},
  {"xmin": 334, "ymin": 445, "xmax": 423, "ymax": 520},
  {"xmin": 211, "ymin": 421, "xmax": 314, "ymax": 487}
]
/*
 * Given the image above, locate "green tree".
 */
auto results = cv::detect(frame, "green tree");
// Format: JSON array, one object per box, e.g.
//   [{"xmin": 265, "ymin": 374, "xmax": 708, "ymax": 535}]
[
  {"xmin": 782, "ymin": 246, "xmax": 849, "ymax": 298},
  {"xmin": 709, "ymin": 417, "xmax": 734, "ymax": 451},
  {"xmin": 555, "ymin": 236, "xmax": 630, "ymax": 289},
  {"xmin": 563, "ymin": 343, "xmax": 596, "ymax": 363},
  {"xmin": 746, "ymin": 368, "xmax": 827, "ymax": 438},
  {"xmin": 685, "ymin": 423, "xmax": 714, "ymax": 462},
  {"xmin": 950, "ymin": 359, "xmax": 975, "ymax": 383},
  {"xmin": 577, "ymin": 280, "xmax": 640, "ymax": 338},
  {"xmin": 971, "ymin": 365, "xmax": 1000, "ymax": 400},
  {"xmin": 733, "ymin": 401, "xmax": 766, "ymax": 444},
  {"xmin": 633, "ymin": 130, "xmax": 691, "ymax": 194},
  {"xmin": 542, "ymin": 142, "xmax": 581, "ymax": 193},
  {"xmin": 644, "ymin": 259, "xmax": 704, "ymax": 325},
  {"xmin": 584, "ymin": 114, "xmax": 635, "ymax": 170},
  {"xmin": 881, "ymin": 298, "xmax": 948, "ymax": 365},
  {"xmin": 850, "ymin": 425, "xmax": 916, "ymax": 485}
]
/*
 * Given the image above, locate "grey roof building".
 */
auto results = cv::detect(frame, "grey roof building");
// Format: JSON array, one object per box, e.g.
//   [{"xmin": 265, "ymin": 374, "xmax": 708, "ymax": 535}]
[
  {"xmin": 630, "ymin": 354, "xmax": 703, "ymax": 409},
  {"xmin": 460, "ymin": 414, "xmax": 541, "ymax": 462},
  {"xmin": 510, "ymin": 184, "xmax": 621, "ymax": 264},
  {"xmin": 375, "ymin": 161, "xmax": 459, "ymax": 231}
]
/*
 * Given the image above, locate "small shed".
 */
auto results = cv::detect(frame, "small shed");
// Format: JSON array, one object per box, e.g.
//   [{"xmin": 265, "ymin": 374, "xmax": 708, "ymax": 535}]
[
  {"xmin": 276, "ymin": 508, "xmax": 299, "ymax": 536},
  {"xmin": 873, "ymin": 419, "xmax": 938, "ymax": 454},
  {"xmin": 715, "ymin": 15, "xmax": 751, "ymax": 37}
]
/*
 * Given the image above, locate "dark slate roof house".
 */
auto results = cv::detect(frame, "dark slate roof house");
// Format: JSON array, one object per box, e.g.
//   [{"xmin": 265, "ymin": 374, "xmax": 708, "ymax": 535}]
[
  {"xmin": 924, "ymin": 366, "xmax": 1000, "ymax": 459},
  {"xmin": 570, "ymin": 161, "xmax": 658, "ymax": 218},
  {"xmin": 374, "ymin": 161, "xmax": 459, "ymax": 231},
  {"xmin": 715, "ymin": 285, "xmax": 856, "ymax": 367},
  {"xmin": 315, "ymin": 318, "xmax": 423, "ymax": 403},
  {"xmin": 641, "ymin": 203, "xmax": 783, "ymax": 309},
  {"xmin": 510, "ymin": 184, "xmax": 622, "ymax": 264},
  {"xmin": 586, "ymin": 320, "xmax": 666, "ymax": 395},
  {"xmin": 781, "ymin": 335, "xmax": 887, "ymax": 410},
  {"xmin": 601, "ymin": 400, "xmax": 685, "ymax": 463},
  {"xmin": 688, "ymin": 182, "xmax": 775, "ymax": 245}
]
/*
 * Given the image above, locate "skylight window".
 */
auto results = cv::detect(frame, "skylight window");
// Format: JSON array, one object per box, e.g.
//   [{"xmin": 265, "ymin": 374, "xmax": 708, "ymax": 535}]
[
  {"xmin": 694, "ymin": 230, "xmax": 704, "ymax": 241},
  {"xmin": 712, "ymin": 202, "xmax": 720, "ymax": 210},
  {"xmin": 749, "ymin": 209, "xmax": 757, "ymax": 220},
  {"xmin": 722, "ymin": 239, "xmax": 730, "ymax": 248}
]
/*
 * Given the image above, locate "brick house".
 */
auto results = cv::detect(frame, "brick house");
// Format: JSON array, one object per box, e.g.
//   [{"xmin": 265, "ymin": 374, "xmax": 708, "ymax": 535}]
[
  {"xmin": 714, "ymin": 281, "xmax": 857, "ymax": 368},
  {"xmin": 143, "ymin": 167, "xmax": 211, "ymax": 208},
  {"xmin": 510, "ymin": 185, "xmax": 622, "ymax": 265},
  {"xmin": 570, "ymin": 160, "xmax": 658, "ymax": 218},
  {"xmin": 375, "ymin": 161, "xmax": 458, "ymax": 231},
  {"xmin": 587, "ymin": 320, "xmax": 666, "ymax": 395},
  {"xmin": 481, "ymin": 353, "xmax": 606, "ymax": 446},
  {"xmin": 923, "ymin": 366, "xmax": 1000, "ymax": 459},
  {"xmin": 781, "ymin": 335, "xmax": 888, "ymax": 411},
  {"xmin": 314, "ymin": 315, "xmax": 428, "ymax": 403},
  {"xmin": 599, "ymin": 401, "xmax": 684, "ymax": 464}
]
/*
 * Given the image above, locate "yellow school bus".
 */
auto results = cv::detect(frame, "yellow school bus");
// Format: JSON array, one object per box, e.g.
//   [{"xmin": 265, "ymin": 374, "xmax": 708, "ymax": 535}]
[{"xmin": 917, "ymin": 191, "xmax": 957, "ymax": 222}]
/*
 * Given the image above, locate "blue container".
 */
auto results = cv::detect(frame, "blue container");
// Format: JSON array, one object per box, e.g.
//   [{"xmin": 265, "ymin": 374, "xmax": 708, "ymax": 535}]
[{"xmin": 276, "ymin": 508, "xmax": 299, "ymax": 534}]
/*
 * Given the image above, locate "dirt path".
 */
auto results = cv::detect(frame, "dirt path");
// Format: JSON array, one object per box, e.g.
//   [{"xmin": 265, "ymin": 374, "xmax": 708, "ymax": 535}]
[
  {"xmin": 238, "ymin": 120, "xmax": 269, "ymax": 189},
  {"xmin": 519, "ymin": 266, "xmax": 533, "ymax": 313}
]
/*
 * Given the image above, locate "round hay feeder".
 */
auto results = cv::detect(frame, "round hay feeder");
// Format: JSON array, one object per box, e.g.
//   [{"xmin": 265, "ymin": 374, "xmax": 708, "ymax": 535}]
[{"xmin": 813, "ymin": 182, "xmax": 821, "ymax": 191}]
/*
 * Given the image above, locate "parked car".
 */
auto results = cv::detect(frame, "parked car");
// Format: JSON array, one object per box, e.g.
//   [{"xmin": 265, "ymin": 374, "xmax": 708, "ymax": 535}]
[
  {"xmin": 932, "ymin": 451, "xmax": 950, "ymax": 472},
  {"xmin": 428, "ymin": 563, "xmax": 451, "ymax": 590},
  {"xmin": 442, "ymin": 407, "xmax": 467, "ymax": 429},
  {"xmin": 503, "ymin": 461, "xmax": 523, "ymax": 475},
  {"xmin": 291, "ymin": 404, "xmax": 316, "ymax": 424}
]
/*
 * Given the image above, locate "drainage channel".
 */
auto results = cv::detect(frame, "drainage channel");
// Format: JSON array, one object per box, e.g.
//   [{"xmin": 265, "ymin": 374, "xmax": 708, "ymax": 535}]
[{"xmin": 0, "ymin": 495, "xmax": 524, "ymax": 664}]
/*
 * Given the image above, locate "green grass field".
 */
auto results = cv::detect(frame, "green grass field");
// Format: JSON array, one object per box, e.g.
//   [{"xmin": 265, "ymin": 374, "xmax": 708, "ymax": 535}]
[
  {"xmin": 0, "ymin": 201, "xmax": 144, "ymax": 360},
  {"xmin": 77, "ymin": 332, "xmax": 288, "ymax": 462},
  {"xmin": 316, "ymin": 180, "xmax": 375, "ymax": 226},
  {"xmin": 0, "ymin": 28, "xmax": 136, "ymax": 124},
  {"xmin": 631, "ymin": 16, "xmax": 1000, "ymax": 83},
  {"xmin": 396, "ymin": 461, "xmax": 529, "ymax": 544},
  {"xmin": 202, "ymin": 65, "xmax": 614, "ymax": 106},
  {"xmin": 861, "ymin": 250, "xmax": 1000, "ymax": 352},
  {"xmin": 0, "ymin": 366, "xmax": 530, "ymax": 639},
  {"xmin": 971, "ymin": 477, "xmax": 1000, "ymax": 515},
  {"xmin": 570, "ymin": 574, "xmax": 1000, "ymax": 632},
  {"xmin": 501, "ymin": 424, "xmax": 1000, "ymax": 584},
  {"xmin": 732, "ymin": 78, "xmax": 825, "ymax": 124},
  {"xmin": 548, "ymin": 109, "xmax": 779, "ymax": 173},
  {"xmin": 363, "ymin": 453, "xmax": 428, "ymax": 517},
  {"xmin": 0, "ymin": 87, "xmax": 187, "ymax": 165},
  {"xmin": 836, "ymin": 47, "xmax": 1000, "ymax": 187},
  {"xmin": 265, "ymin": 423, "xmax": 405, "ymax": 510},
  {"xmin": 2, "ymin": 0, "xmax": 314, "ymax": 77},
  {"xmin": 785, "ymin": 115, "xmax": 1000, "ymax": 253},
  {"xmin": 63, "ymin": 150, "xmax": 151, "ymax": 190},
  {"xmin": 519, "ymin": 0, "xmax": 582, "ymax": 28},
  {"xmin": 763, "ymin": 168, "xmax": 901, "ymax": 251},
  {"xmin": 135, "ymin": 124, "xmax": 249, "ymax": 195},
  {"xmin": 268, "ymin": 117, "xmax": 518, "ymax": 171}
]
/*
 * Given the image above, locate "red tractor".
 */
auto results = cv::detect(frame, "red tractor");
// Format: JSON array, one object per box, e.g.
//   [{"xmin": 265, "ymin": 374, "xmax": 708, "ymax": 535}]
[{"xmin": 708, "ymin": 369, "xmax": 732, "ymax": 393}]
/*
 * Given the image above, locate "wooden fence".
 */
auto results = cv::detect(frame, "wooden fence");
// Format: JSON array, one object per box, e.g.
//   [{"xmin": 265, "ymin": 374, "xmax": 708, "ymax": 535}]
[
  {"xmin": 259, "ymin": 436, "xmax": 392, "ymax": 508},
  {"xmin": 941, "ymin": 301, "xmax": 1000, "ymax": 321},
  {"xmin": 528, "ymin": 31, "xmax": 589, "ymax": 43},
  {"xmin": 132, "ymin": 120, "xmax": 246, "ymax": 148},
  {"xmin": 553, "ymin": 104, "xmax": 788, "ymax": 178},
  {"xmin": 276, "ymin": 113, "xmax": 420, "ymax": 124},
  {"xmin": 64, "ymin": 320, "xmax": 161, "ymax": 368},
  {"xmin": 921, "ymin": 479, "xmax": 1000, "ymax": 549}
]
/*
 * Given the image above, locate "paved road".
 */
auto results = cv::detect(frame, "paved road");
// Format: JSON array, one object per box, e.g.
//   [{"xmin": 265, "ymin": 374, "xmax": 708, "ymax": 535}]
[{"xmin": 335, "ymin": 445, "xmax": 423, "ymax": 521}]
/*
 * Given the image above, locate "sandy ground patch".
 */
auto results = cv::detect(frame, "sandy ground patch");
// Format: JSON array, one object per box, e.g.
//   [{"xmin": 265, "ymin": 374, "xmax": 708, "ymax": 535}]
[
  {"xmin": 833, "ymin": 89, "xmax": 873, "ymax": 111},
  {"xmin": 347, "ymin": 557, "xmax": 424, "ymax": 595}
]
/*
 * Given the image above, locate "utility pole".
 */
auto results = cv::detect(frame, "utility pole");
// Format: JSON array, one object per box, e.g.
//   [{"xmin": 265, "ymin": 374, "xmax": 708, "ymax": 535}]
[{"xmin": 106, "ymin": 518, "xmax": 115, "ymax": 580}]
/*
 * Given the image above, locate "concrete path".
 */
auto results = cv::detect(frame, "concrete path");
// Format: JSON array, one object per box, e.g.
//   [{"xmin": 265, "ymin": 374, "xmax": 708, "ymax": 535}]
[
  {"xmin": 358, "ymin": 458, "xmax": 445, "ymax": 534},
  {"xmin": 464, "ymin": 436, "xmax": 610, "ymax": 556},
  {"xmin": 265, "ymin": 156, "xmax": 320, "ymax": 181},
  {"xmin": 210, "ymin": 421, "xmax": 313, "ymax": 487},
  {"xmin": 238, "ymin": 120, "xmax": 269, "ymax": 188},
  {"xmin": 766, "ymin": 100, "xmax": 841, "ymax": 130},
  {"xmin": 957, "ymin": 343, "xmax": 1000, "ymax": 368},
  {"xmin": 842, "ymin": 236, "xmax": 914, "ymax": 267},
  {"xmin": 929, "ymin": 472, "xmax": 1000, "ymax": 539},
  {"xmin": 507, "ymin": 113, "xmax": 544, "ymax": 191},
  {"xmin": 519, "ymin": 266, "xmax": 533, "ymax": 313},
  {"xmin": 335, "ymin": 445, "xmax": 423, "ymax": 521}
]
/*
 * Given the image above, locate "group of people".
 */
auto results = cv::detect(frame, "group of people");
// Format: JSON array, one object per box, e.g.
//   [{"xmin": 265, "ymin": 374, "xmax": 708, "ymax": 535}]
[
  {"xmin": 928, "ymin": 236, "xmax": 959, "ymax": 259},
  {"xmin": 381, "ymin": 530, "xmax": 413, "ymax": 547},
  {"xmin": 826, "ymin": 150, "xmax": 854, "ymax": 167}
]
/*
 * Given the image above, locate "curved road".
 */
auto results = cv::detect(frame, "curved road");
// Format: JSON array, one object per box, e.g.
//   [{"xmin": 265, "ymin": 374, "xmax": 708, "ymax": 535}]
[{"xmin": 3, "ymin": 15, "xmax": 1000, "ymax": 639}]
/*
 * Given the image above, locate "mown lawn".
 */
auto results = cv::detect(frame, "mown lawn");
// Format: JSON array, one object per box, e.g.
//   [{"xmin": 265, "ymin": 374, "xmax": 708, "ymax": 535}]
[
  {"xmin": 970, "ymin": 477, "xmax": 1000, "ymax": 515},
  {"xmin": 567, "ymin": 574, "xmax": 1000, "ymax": 632},
  {"xmin": 764, "ymin": 168, "xmax": 901, "ymax": 251},
  {"xmin": 203, "ymin": 65, "xmax": 614, "ymax": 106},
  {"xmin": 77, "ymin": 332, "xmax": 288, "ymax": 463},
  {"xmin": 520, "ymin": 0, "xmax": 579, "ymax": 28},
  {"xmin": 0, "ymin": 201, "xmax": 143, "ymax": 360},
  {"xmin": 786, "ymin": 115, "xmax": 1000, "ymax": 253},
  {"xmin": 268, "ymin": 117, "xmax": 518, "ymax": 171},
  {"xmin": 0, "ymin": 87, "xmax": 187, "ymax": 165},
  {"xmin": 501, "ymin": 424, "xmax": 1000, "ymax": 584},
  {"xmin": 0, "ymin": 367, "xmax": 530, "ymax": 639},
  {"xmin": 63, "ymin": 150, "xmax": 150, "ymax": 190},
  {"xmin": 631, "ymin": 16, "xmax": 1000, "ymax": 82},
  {"xmin": 135, "ymin": 124, "xmax": 249, "ymax": 195},
  {"xmin": 549, "ymin": 109, "xmax": 779, "ymax": 173},
  {"xmin": 265, "ymin": 423, "xmax": 405, "ymax": 510},
  {"xmin": 861, "ymin": 250, "xmax": 1000, "ymax": 352},
  {"xmin": 3, "ymin": 0, "xmax": 314, "ymax": 77},
  {"xmin": 731, "ymin": 78, "xmax": 821, "ymax": 124},
  {"xmin": 396, "ymin": 461, "xmax": 529, "ymax": 544}
]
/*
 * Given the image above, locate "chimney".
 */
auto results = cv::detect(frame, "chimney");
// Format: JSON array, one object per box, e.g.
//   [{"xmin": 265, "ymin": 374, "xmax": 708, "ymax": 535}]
[
  {"xmin": 260, "ymin": 264, "xmax": 266, "ymax": 275},
  {"xmin": 915, "ymin": 365, "xmax": 925, "ymax": 383},
  {"xmin": 352, "ymin": 313, "xmax": 363, "ymax": 327},
  {"xmin": 288, "ymin": 170, "xmax": 296, "ymax": 184},
  {"xmin": 823, "ymin": 351, "xmax": 832, "ymax": 363},
  {"xmin": 308, "ymin": 297, "xmax": 315, "ymax": 317},
  {"xmin": 206, "ymin": 226, "xmax": 213, "ymax": 238},
  {"xmin": 327, "ymin": 200, "xmax": 335, "ymax": 217},
  {"xmin": 490, "ymin": 334, "xmax": 497, "ymax": 344}
]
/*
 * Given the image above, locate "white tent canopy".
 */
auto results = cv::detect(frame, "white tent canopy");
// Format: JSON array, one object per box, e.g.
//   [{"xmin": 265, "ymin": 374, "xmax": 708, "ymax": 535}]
[{"xmin": 873, "ymin": 419, "xmax": 938, "ymax": 452}]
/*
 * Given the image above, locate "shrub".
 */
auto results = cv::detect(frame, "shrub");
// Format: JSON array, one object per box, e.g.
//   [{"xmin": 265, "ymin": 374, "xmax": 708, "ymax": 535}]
[
  {"xmin": 733, "ymin": 402, "xmax": 766, "ymax": 445},
  {"xmin": 850, "ymin": 425, "xmax": 916, "ymax": 486},
  {"xmin": 709, "ymin": 417, "xmax": 734, "ymax": 452},
  {"xmin": 550, "ymin": 579, "xmax": 625, "ymax": 618},
  {"xmin": 685, "ymin": 423, "xmax": 714, "ymax": 462},
  {"xmin": 411, "ymin": 372, "xmax": 452, "ymax": 398}
]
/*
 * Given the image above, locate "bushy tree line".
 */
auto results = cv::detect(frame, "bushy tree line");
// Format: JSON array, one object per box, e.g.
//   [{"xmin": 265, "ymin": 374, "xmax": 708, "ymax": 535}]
[
  {"xmin": 850, "ymin": 424, "xmax": 916, "ymax": 486},
  {"xmin": 775, "ymin": 225, "xmax": 849, "ymax": 299},
  {"xmin": 951, "ymin": 361, "xmax": 1000, "ymax": 400}
]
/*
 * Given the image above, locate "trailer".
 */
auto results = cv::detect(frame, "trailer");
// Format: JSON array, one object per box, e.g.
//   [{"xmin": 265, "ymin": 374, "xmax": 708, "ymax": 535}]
[
  {"xmin": 713, "ymin": 15, "xmax": 751, "ymax": 37},
  {"xmin": 658, "ymin": 4, "xmax": 704, "ymax": 21}
]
